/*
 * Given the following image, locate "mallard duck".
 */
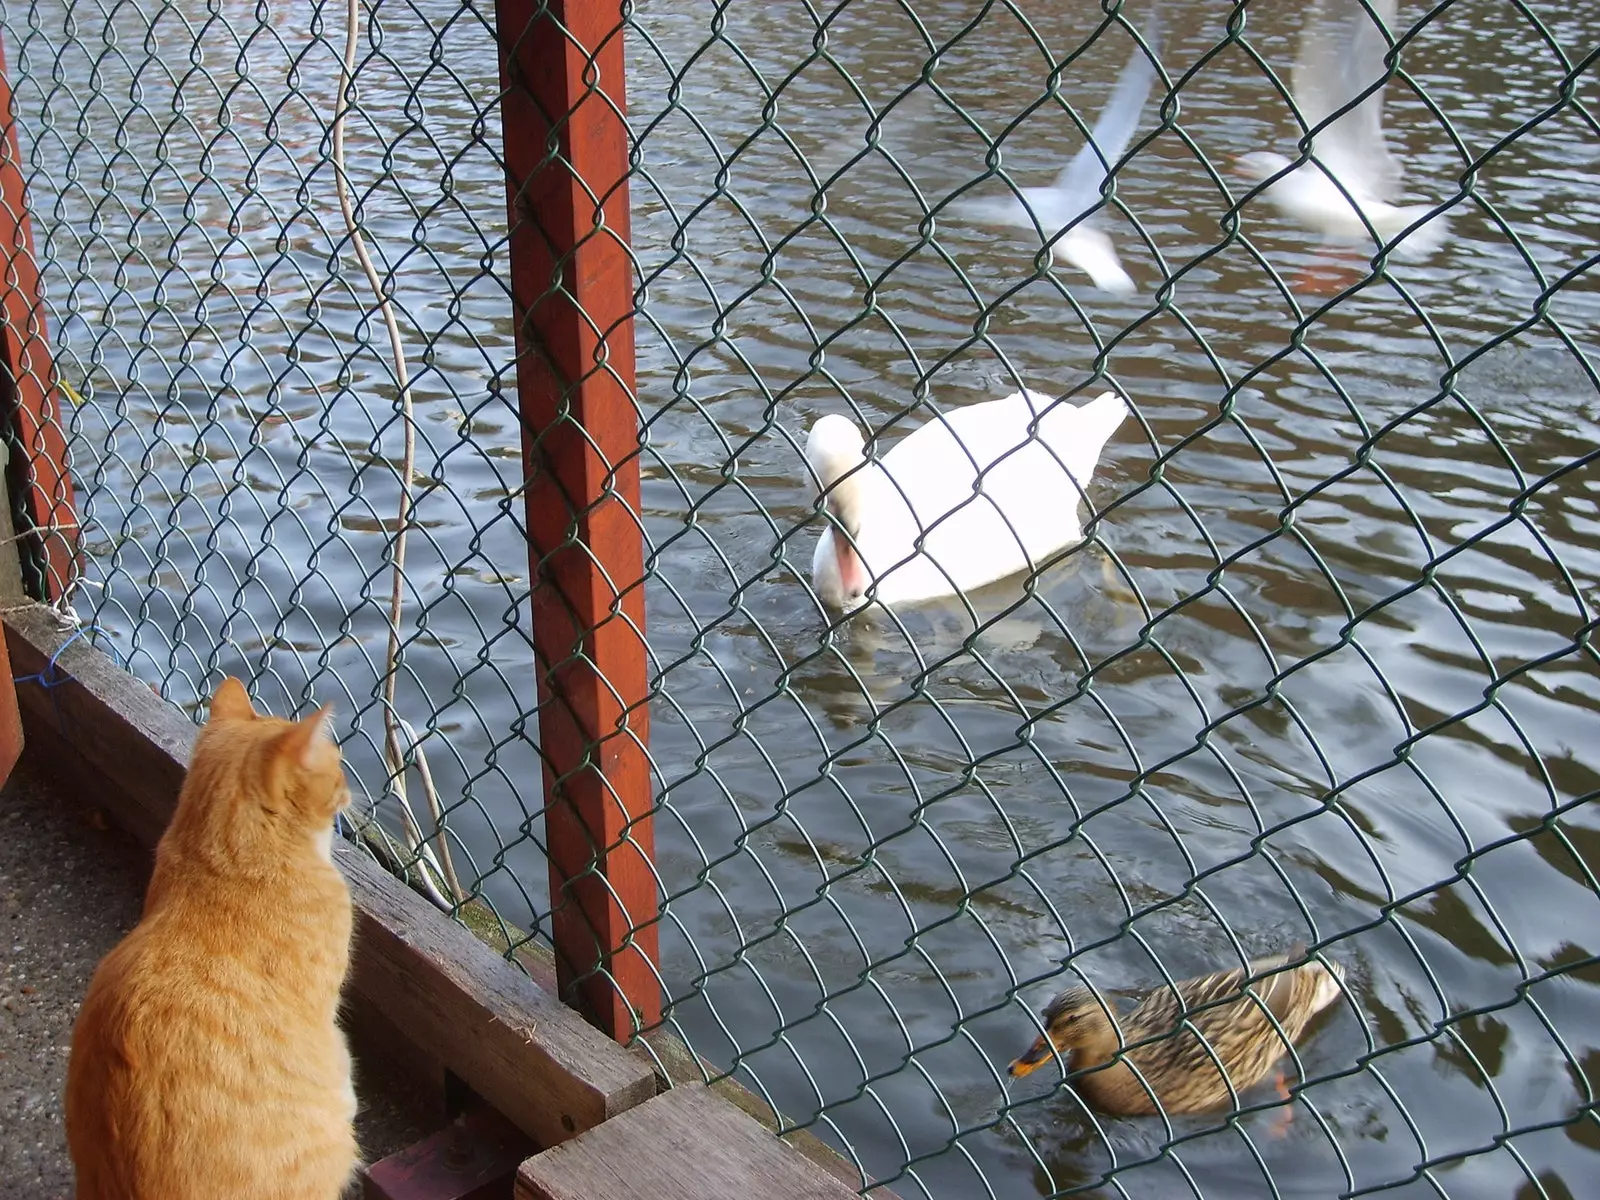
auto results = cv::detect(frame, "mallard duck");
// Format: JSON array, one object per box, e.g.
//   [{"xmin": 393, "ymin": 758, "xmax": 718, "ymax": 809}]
[
  {"xmin": 1009, "ymin": 946, "xmax": 1345, "ymax": 1115},
  {"xmin": 807, "ymin": 389, "xmax": 1129, "ymax": 613}
]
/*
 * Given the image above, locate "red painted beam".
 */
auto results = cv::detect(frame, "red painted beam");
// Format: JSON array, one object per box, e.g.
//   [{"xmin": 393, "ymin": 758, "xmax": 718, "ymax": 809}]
[
  {"xmin": 362, "ymin": 1104, "xmax": 536, "ymax": 1200},
  {"xmin": 494, "ymin": 1, "xmax": 660, "ymax": 1039},
  {"xmin": 0, "ymin": 32, "xmax": 78, "ymax": 602}
]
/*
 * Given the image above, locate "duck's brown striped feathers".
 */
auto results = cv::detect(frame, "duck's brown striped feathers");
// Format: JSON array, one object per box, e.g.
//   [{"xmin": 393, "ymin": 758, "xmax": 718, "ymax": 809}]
[{"xmin": 1016, "ymin": 945, "xmax": 1346, "ymax": 1116}]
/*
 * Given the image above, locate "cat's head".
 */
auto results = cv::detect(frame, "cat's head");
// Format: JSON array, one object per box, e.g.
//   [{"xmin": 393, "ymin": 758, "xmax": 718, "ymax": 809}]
[{"xmin": 185, "ymin": 678, "xmax": 351, "ymax": 849}]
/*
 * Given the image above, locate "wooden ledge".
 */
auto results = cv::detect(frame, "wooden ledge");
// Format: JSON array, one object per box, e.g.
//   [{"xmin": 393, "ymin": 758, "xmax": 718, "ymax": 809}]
[
  {"xmin": 516, "ymin": 1083, "xmax": 862, "ymax": 1200},
  {"xmin": 4, "ymin": 604, "xmax": 657, "ymax": 1150}
]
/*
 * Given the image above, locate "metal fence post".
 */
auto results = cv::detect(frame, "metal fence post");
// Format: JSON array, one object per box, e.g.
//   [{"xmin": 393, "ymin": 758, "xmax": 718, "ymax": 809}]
[
  {"xmin": 0, "ymin": 31, "xmax": 76, "ymax": 603},
  {"xmin": 493, "ymin": 0, "xmax": 660, "ymax": 1040}
]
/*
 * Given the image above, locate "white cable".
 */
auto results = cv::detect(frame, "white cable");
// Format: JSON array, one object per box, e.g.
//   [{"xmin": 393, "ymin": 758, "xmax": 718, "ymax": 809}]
[{"xmin": 331, "ymin": 0, "xmax": 462, "ymax": 907}]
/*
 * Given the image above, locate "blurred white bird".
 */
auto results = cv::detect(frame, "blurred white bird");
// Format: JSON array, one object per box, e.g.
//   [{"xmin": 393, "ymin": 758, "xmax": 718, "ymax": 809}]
[
  {"xmin": 807, "ymin": 389, "xmax": 1130, "ymax": 613},
  {"xmin": 1235, "ymin": 0, "xmax": 1451, "ymax": 266},
  {"xmin": 958, "ymin": 22, "xmax": 1163, "ymax": 294}
]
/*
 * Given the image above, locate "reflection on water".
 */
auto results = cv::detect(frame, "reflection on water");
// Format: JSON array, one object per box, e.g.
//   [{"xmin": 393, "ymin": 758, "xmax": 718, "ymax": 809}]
[{"xmin": 5, "ymin": 0, "xmax": 1598, "ymax": 1195}]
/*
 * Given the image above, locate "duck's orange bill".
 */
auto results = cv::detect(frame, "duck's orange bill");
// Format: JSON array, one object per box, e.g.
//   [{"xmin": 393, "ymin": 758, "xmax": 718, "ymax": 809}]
[{"xmin": 1008, "ymin": 1036, "xmax": 1054, "ymax": 1078}]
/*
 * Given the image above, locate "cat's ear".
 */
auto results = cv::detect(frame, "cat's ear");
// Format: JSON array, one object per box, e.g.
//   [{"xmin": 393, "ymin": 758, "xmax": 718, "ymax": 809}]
[
  {"xmin": 209, "ymin": 676, "xmax": 256, "ymax": 723},
  {"xmin": 277, "ymin": 704, "xmax": 337, "ymax": 772}
]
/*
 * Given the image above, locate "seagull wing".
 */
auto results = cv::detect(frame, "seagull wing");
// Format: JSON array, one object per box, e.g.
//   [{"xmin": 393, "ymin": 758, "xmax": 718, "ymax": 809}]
[
  {"xmin": 1293, "ymin": 0, "xmax": 1404, "ymax": 201},
  {"xmin": 957, "ymin": 193, "xmax": 1034, "ymax": 229},
  {"xmin": 1049, "ymin": 16, "xmax": 1164, "ymax": 216}
]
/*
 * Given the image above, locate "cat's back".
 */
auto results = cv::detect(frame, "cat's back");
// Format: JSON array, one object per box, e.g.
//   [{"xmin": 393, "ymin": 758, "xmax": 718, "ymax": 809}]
[
  {"xmin": 65, "ymin": 678, "xmax": 359, "ymax": 1200},
  {"xmin": 64, "ymin": 918, "xmax": 159, "ymax": 1195},
  {"xmin": 71, "ymin": 862, "xmax": 353, "ymax": 1063},
  {"xmin": 68, "ymin": 899, "xmax": 357, "ymax": 1199}
]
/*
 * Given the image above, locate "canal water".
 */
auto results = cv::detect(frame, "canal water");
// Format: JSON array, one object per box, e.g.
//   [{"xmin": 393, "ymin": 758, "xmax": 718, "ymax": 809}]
[{"xmin": 4, "ymin": 0, "xmax": 1596, "ymax": 1195}]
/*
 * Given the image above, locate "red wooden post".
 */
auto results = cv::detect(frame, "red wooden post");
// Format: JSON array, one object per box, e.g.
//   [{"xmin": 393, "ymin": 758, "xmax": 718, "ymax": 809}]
[
  {"xmin": 493, "ymin": 0, "xmax": 660, "ymax": 1039},
  {"xmin": 0, "ymin": 32, "xmax": 77, "ymax": 602}
]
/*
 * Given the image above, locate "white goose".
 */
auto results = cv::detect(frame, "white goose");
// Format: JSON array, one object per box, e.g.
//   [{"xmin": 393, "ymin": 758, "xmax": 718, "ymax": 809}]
[
  {"xmin": 1234, "ymin": 0, "xmax": 1450, "ymax": 258},
  {"xmin": 807, "ymin": 390, "xmax": 1130, "ymax": 613}
]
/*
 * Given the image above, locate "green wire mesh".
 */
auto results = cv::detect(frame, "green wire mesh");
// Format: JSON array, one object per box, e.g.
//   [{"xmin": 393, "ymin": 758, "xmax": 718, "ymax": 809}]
[{"xmin": 2, "ymin": 0, "xmax": 1597, "ymax": 1196}]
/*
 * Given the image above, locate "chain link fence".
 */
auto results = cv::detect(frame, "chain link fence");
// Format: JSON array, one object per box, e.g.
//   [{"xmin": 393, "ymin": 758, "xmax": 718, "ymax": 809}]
[{"xmin": 1, "ymin": 0, "xmax": 1597, "ymax": 1196}]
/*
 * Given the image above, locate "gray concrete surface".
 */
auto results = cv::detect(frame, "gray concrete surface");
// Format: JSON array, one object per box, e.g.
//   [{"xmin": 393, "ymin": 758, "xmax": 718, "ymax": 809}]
[{"xmin": 0, "ymin": 759, "xmax": 434, "ymax": 1199}]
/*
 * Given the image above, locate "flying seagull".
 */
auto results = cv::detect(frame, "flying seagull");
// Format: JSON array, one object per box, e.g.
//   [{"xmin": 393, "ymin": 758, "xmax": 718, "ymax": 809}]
[
  {"xmin": 958, "ymin": 19, "xmax": 1163, "ymax": 294},
  {"xmin": 1234, "ymin": 0, "xmax": 1451, "ymax": 266}
]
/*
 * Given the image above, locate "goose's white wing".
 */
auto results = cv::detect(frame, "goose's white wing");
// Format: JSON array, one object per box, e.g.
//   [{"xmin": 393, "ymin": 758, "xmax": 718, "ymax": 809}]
[
  {"xmin": 1294, "ymin": 0, "xmax": 1403, "ymax": 201},
  {"xmin": 865, "ymin": 391, "xmax": 1127, "ymax": 602}
]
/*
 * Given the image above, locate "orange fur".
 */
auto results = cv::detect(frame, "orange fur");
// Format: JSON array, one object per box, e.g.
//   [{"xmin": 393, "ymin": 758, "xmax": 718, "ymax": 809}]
[{"xmin": 65, "ymin": 677, "xmax": 359, "ymax": 1200}]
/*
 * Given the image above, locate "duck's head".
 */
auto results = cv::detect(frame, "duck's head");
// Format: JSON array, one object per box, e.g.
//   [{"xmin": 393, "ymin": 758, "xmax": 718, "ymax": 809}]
[
  {"xmin": 1009, "ymin": 985, "xmax": 1117, "ymax": 1078},
  {"xmin": 806, "ymin": 414, "xmax": 873, "ymax": 608}
]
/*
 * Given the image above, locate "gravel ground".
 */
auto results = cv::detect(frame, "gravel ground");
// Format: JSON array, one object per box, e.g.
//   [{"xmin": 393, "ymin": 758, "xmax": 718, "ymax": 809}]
[{"xmin": 0, "ymin": 759, "xmax": 434, "ymax": 1199}]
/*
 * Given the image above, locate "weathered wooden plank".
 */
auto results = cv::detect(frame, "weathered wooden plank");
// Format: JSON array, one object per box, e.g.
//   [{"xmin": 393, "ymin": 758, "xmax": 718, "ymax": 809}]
[
  {"xmin": 344, "ymin": 841, "xmax": 655, "ymax": 1146},
  {"xmin": 3, "ymin": 605, "xmax": 657, "ymax": 1149},
  {"xmin": 516, "ymin": 1084, "xmax": 864, "ymax": 1200},
  {"xmin": 636, "ymin": 1030, "xmax": 885, "ymax": 1196},
  {"xmin": 6, "ymin": 684, "xmax": 150, "ymax": 854},
  {"xmin": 7, "ymin": 609, "xmax": 184, "ymax": 848}
]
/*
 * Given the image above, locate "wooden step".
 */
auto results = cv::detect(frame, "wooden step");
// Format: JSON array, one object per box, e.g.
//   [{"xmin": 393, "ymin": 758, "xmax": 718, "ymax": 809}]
[
  {"xmin": 363, "ymin": 1103, "xmax": 536, "ymax": 1199},
  {"xmin": 516, "ymin": 1083, "xmax": 862, "ymax": 1200}
]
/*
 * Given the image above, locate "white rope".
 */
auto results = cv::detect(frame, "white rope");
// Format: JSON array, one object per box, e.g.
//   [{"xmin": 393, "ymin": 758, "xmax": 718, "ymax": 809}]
[
  {"xmin": 0, "ymin": 518, "xmax": 81, "ymax": 547},
  {"xmin": 331, "ymin": 0, "xmax": 462, "ymax": 907}
]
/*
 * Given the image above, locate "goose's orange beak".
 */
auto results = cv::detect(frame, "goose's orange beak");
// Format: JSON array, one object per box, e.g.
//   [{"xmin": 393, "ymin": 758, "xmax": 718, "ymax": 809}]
[
  {"xmin": 1008, "ymin": 1034, "xmax": 1055, "ymax": 1078},
  {"xmin": 834, "ymin": 535, "xmax": 868, "ymax": 600}
]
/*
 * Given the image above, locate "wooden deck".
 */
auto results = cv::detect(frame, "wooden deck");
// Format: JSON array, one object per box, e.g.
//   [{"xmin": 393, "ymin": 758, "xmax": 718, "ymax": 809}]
[
  {"xmin": 518, "ymin": 1084, "xmax": 859, "ymax": 1200},
  {"xmin": 6, "ymin": 604, "xmax": 891, "ymax": 1200}
]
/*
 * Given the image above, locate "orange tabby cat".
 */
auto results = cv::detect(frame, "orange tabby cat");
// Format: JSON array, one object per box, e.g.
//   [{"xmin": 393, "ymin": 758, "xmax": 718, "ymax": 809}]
[{"xmin": 65, "ymin": 677, "xmax": 360, "ymax": 1199}]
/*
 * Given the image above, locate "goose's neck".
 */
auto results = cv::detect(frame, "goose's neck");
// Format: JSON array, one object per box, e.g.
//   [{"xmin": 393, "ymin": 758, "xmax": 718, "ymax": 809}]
[{"xmin": 826, "ymin": 466, "xmax": 872, "ymax": 543}]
